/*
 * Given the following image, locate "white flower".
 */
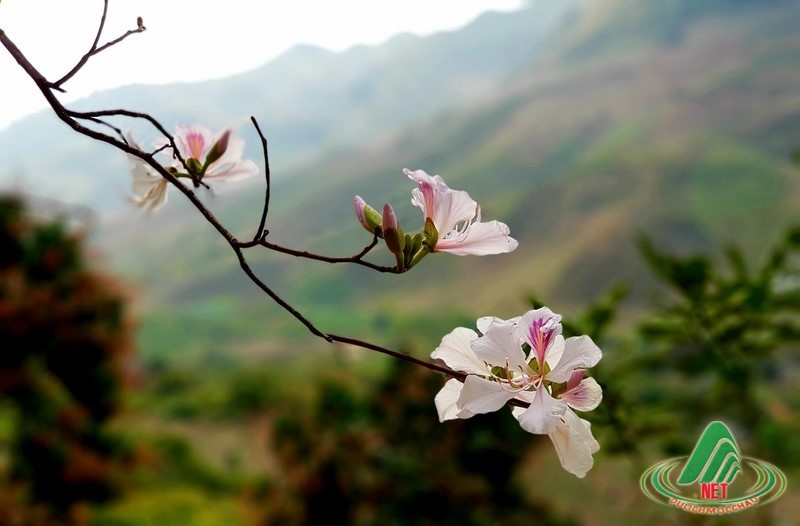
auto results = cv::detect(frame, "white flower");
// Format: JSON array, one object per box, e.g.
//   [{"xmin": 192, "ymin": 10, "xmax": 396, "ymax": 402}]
[
  {"xmin": 431, "ymin": 307, "xmax": 603, "ymax": 477},
  {"xmin": 126, "ymin": 125, "xmax": 259, "ymax": 211},
  {"xmin": 404, "ymin": 168, "xmax": 517, "ymax": 256},
  {"xmin": 126, "ymin": 132, "xmax": 168, "ymax": 211}
]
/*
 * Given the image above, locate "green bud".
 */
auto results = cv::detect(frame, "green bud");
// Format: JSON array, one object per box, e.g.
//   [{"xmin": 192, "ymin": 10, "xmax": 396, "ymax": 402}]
[
  {"xmin": 403, "ymin": 232, "xmax": 424, "ymax": 268},
  {"xmin": 407, "ymin": 244, "xmax": 430, "ymax": 269}
]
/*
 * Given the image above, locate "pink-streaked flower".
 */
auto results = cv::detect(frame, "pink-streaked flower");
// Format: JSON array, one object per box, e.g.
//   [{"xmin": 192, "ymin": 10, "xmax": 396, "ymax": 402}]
[
  {"xmin": 126, "ymin": 132, "xmax": 168, "ymax": 211},
  {"xmin": 430, "ymin": 307, "xmax": 603, "ymax": 477},
  {"xmin": 404, "ymin": 168, "xmax": 517, "ymax": 256},
  {"xmin": 170, "ymin": 124, "xmax": 258, "ymax": 181}
]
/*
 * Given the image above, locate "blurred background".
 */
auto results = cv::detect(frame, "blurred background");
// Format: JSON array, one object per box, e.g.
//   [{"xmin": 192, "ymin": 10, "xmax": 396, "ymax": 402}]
[{"xmin": 1, "ymin": 0, "xmax": 799, "ymax": 524}]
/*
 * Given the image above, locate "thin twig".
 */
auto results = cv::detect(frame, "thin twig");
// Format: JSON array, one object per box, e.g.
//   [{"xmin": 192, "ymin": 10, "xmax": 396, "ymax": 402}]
[
  {"xmin": 329, "ymin": 334, "xmax": 465, "ymax": 378},
  {"xmin": 236, "ymin": 236, "xmax": 395, "ymax": 273},
  {"xmin": 68, "ymin": 108, "xmax": 188, "ymax": 172},
  {"xmin": 250, "ymin": 116, "xmax": 271, "ymax": 241},
  {"xmin": 232, "ymin": 245, "xmax": 332, "ymax": 341},
  {"xmin": 80, "ymin": 115, "xmax": 126, "ymax": 143},
  {"xmin": 52, "ymin": 0, "xmax": 145, "ymax": 90}
]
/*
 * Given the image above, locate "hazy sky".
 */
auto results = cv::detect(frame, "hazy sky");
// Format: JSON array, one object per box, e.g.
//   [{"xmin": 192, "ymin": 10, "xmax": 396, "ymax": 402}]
[{"xmin": 0, "ymin": 0, "xmax": 523, "ymax": 130}]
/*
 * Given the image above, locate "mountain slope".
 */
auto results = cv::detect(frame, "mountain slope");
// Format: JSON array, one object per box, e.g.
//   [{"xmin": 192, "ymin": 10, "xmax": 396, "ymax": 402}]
[
  {"xmin": 0, "ymin": 0, "xmax": 579, "ymax": 210},
  {"xmin": 9, "ymin": 0, "xmax": 800, "ymax": 364}
]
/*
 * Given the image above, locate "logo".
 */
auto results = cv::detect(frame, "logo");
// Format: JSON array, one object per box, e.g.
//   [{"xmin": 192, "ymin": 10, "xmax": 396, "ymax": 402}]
[{"xmin": 640, "ymin": 421, "xmax": 787, "ymax": 515}]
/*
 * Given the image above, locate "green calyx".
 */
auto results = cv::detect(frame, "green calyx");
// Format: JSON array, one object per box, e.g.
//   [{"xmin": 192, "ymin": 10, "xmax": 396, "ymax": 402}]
[
  {"xmin": 423, "ymin": 217, "xmax": 438, "ymax": 250},
  {"xmin": 399, "ymin": 219, "xmax": 438, "ymax": 271},
  {"xmin": 186, "ymin": 157, "xmax": 204, "ymax": 180},
  {"xmin": 363, "ymin": 205, "xmax": 384, "ymax": 238}
]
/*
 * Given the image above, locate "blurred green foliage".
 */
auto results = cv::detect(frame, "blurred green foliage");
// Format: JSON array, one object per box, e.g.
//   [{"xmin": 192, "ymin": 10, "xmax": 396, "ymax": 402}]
[
  {"xmin": 257, "ymin": 359, "xmax": 574, "ymax": 526},
  {"xmin": 632, "ymin": 228, "xmax": 800, "ymax": 459},
  {"xmin": 2, "ymin": 197, "xmax": 799, "ymax": 525},
  {"xmin": 0, "ymin": 196, "xmax": 134, "ymax": 524}
]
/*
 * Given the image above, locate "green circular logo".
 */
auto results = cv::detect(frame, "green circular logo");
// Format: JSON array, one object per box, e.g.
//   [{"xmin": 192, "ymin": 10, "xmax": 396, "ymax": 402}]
[{"xmin": 640, "ymin": 422, "xmax": 787, "ymax": 515}]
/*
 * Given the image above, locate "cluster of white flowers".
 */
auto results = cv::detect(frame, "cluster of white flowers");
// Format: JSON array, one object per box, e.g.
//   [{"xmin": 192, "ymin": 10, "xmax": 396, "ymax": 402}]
[{"xmin": 431, "ymin": 308, "xmax": 602, "ymax": 478}]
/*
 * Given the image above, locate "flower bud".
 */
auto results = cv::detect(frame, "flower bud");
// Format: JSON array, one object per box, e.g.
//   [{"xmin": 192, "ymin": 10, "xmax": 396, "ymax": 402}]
[
  {"xmin": 354, "ymin": 196, "xmax": 383, "ymax": 236},
  {"xmin": 204, "ymin": 130, "xmax": 231, "ymax": 167},
  {"xmin": 382, "ymin": 203, "xmax": 405, "ymax": 271},
  {"xmin": 382, "ymin": 202, "xmax": 397, "ymax": 231}
]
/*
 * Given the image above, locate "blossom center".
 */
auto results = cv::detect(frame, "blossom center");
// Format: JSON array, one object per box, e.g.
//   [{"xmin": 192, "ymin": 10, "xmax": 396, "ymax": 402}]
[
  {"xmin": 490, "ymin": 360, "xmax": 535, "ymax": 393},
  {"xmin": 185, "ymin": 131, "xmax": 207, "ymax": 160},
  {"xmin": 529, "ymin": 316, "xmax": 558, "ymax": 369}
]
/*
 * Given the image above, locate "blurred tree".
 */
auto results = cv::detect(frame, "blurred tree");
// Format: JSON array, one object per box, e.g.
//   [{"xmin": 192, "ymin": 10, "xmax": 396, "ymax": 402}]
[
  {"xmin": 258, "ymin": 358, "xmax": 576, "ymax": 526},
  {"xmin": 0, "ymin": 195, "xmax": 134, "ymax": 524},
  {"xmin": 529, "ymin": 222, "xmax": 800, "ymax": 468},
  {"xmin": 634, "ymin": 228, "xmax": 800, "ymax": 460}
]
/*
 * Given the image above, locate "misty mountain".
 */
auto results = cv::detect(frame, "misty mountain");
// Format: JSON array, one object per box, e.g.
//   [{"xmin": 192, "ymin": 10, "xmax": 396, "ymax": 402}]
[
  {"xmin": 0, "ymin": 0, "xmax": 579, "ymax": 210},
  {"xmin": 3, "ymin": 0, "xmax": 800, "ymax": 364}
]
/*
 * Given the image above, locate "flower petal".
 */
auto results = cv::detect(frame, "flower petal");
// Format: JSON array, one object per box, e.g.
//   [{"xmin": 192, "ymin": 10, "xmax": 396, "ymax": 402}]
[
  {"xmin": 471, "ymin": 321, "xmax": 530, "ymax": 373},
  {"xmin": 131, "ymin": 179, "xmax": 168, "ymax": 211},
  {"xmin": 515, "ymin": 385, "xmax": 567, "ymax": 435},
  {"xmin": 428, "ymin": 189, "xmax": 479, "ymax": 235},
  {"xmin": 205, "ymin": 159, "xmax": 259, "ymax": 181},
  {"xmin": 476, "ymin": 315, "xmax": 521, "ymax": 335},
  {"xmin": 519, "ymin": 308, "xmax": 563, "ymax": 368},
  {"xmin": 436, "ymin": 219, "xmax": 518, "ymax": 256},
  {"xmin": 430, "ymin": 327, "xmax": 486, "ymax": 376},
  {"xmin": 407, "ymin": 168, "xmax": 451, "ymax": 221},
  {"xmin": 549, "ymin": 409, "xmax": 600, "ymax": 478},
  {"xmin": 560, "ymin": 377, "xmax": 603, "ymax": 412},
  {"xmin": 174, "ymin": 124, "xmax": 213, "ymax": 160},
  {"xmin": 458, "ymin": 375, "xmax": 516, "ymax": 414},
  {"xmin": 434, "ymin": 379, "xmax": 475, "ymax": 422},
  {"xmin": 548, "ymin": 335, "xmax": 602, "ymax": 384}
]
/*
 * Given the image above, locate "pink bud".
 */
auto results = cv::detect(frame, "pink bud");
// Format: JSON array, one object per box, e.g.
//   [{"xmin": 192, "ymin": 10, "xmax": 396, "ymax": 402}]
[
  {"xmin": 354, "ymin": 195, "xmax": 383, "ymax": 235},
  {"xmin": 205, "ymin": 129, "xmax": 231, "ymax": 166},
  {"xmin": 215, "ymin": 129, "xmax": 231, "ymax": 155},
  {"xmin": 354, "ymin": 196, "xmax": 369, "ymax": 230},
  {"xmin": 382, "ymin": 203, "xmax": 397, "ymax": 231}
]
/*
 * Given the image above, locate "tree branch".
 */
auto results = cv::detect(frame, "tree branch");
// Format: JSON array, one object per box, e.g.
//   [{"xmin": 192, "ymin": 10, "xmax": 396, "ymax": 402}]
[{"xmin": 0, "ymin": 22, "xmax": 531, "ymax": 411}]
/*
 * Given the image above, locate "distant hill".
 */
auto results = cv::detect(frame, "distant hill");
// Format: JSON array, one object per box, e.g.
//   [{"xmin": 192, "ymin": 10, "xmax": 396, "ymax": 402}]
[
  {"xmin": 4, "ymin": 0, "xmax": 800, "ymax": 365},
  {"xmin": 0, "ymin": 0, "xmax": 579, "ymax": 210}
]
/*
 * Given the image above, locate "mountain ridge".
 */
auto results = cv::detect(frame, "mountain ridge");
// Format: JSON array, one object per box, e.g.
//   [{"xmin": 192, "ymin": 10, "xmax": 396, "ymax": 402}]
[
  {"xmin": 0, "ymin": 0, "xmax": 580, "ymax": 210},
  {"xmin": 3, "ymin": 0, "xmax": 799, "ymax": 364}
]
